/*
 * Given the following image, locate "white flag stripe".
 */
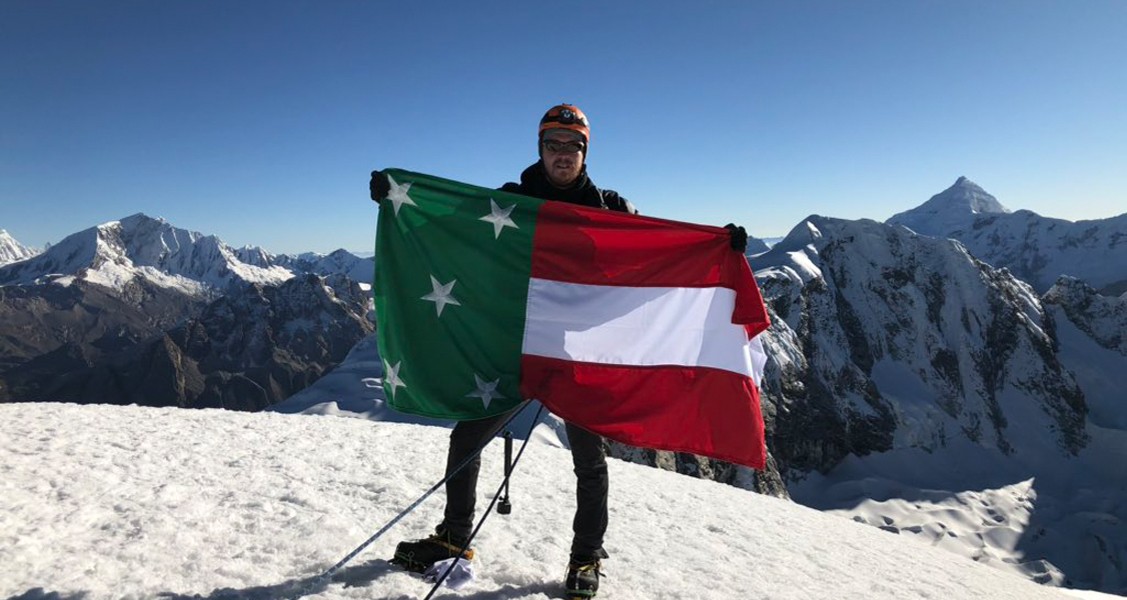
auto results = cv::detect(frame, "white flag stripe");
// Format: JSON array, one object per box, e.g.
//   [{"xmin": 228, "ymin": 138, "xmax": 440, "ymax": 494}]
[{"xmin": 523, "ymin": 279, "xmax": 756, "ymax": 377}]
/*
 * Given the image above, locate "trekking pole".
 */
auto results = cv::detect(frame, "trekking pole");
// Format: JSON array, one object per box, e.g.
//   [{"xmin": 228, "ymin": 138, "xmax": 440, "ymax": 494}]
[
  {"xmin": 288, "ymin": 401, "xmax": 533, "ymax": 599},
  {"xmin": 423, "ymin": 405, "xmax": 545, "ymax": 598},
  {"xmin": 497, "ymin": 431, "xmax": 513, "ymax": 515}
]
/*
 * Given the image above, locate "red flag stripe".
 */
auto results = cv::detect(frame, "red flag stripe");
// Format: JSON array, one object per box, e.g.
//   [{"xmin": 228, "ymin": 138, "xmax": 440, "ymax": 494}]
[
  {"xmin": 531, "ymin": 201, "xmax": 770, "ymax": 336},
  {"xmin": 520, "ymin": 355, "xmax": 767, "ymax": 469}
]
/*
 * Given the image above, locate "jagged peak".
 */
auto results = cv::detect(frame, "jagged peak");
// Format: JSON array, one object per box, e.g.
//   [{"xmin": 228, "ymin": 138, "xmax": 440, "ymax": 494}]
[{"xmin": 0, "ymin": 228, "xmax": 38, "ymax": 265}]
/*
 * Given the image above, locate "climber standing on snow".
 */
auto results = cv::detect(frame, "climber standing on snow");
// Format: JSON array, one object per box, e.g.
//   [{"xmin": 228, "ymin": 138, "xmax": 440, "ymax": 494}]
[{"xmin": 371, "ymin": 103, "xmax": 635, "ymax": 599}]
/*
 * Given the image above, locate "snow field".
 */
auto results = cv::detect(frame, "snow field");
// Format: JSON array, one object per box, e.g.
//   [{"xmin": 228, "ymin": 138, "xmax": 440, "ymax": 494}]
[{"xmin": 1, "ymin": 403, "xmax": 1090, "ymax": 600}]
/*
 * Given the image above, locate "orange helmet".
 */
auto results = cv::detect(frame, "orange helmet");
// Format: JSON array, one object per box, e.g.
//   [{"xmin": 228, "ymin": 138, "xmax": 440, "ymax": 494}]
[{"xmin": 539, "ymin": 104, "xmax": 590, "ymax": 144}]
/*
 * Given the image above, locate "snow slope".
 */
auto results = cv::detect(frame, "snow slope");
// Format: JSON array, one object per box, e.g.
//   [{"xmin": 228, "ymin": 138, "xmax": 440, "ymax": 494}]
[{"xmin": 2, "ymin": 403, "xmax": 1109, "ymax": 600}]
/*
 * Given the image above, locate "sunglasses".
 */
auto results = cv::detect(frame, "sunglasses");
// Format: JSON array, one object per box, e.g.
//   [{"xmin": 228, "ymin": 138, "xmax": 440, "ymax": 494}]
[{"xmin": 541, "ymin": 139, "xmax": 586, "ymax": 154}]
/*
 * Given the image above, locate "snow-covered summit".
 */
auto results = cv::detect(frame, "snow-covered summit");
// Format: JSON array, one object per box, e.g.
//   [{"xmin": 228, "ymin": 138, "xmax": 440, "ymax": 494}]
[
  {"xmin": 887, "ymin": 176, "xmax": 1010, "ymax": 237},
  {"xmin": 0, "ymin": 229, "xmax": 37, "ymax": 266},
  {"xmin": 886, "ymin": 181, "xmax": 1127, "ymax": 294},
  {"xmin": 0, "ymin": 213, "xmax": 294, "ymax": 295}
]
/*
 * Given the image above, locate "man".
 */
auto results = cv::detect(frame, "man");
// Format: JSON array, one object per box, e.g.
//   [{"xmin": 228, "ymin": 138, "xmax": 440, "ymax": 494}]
[{"xmin": 371, "ymin": 104, "xmax": 632, "ymax": 599}]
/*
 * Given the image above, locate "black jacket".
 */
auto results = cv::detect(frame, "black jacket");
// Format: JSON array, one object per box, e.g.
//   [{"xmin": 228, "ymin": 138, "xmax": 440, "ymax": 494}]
[{"xmin": 501, "ymin": 161, "xmax": 637, "ymax": 214}]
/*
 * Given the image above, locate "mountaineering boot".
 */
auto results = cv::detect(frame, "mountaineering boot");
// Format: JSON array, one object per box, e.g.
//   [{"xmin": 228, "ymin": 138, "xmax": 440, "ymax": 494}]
[
  {"xmin": 565, "ymin": 558, "xmax": 602, "ymax": 598},
  {"xmin": 390, "ymin": 527, "xmax": 474, "ymax": 573}
]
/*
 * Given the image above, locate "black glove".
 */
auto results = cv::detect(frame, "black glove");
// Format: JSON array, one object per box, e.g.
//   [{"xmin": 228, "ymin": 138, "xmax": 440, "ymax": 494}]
[
  {"xmin": 369, "ymin": 170, "xmax": 390, "ymax": 202},
  {"xmin": 724, "ymin": 223, "xmax": 748, "ymax": 253}
]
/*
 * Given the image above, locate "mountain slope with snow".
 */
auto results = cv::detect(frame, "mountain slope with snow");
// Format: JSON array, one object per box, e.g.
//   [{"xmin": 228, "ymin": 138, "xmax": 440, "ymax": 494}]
[
  {"xmin": 1043, "ymin": 277, "xmax": 1127, "ymax": 430},
  {"xmin": 887, "ymin": 178, "xmax": 1127, "ymax": 294},
  {"xmin": 0, "ymin": 403, "xmax": 1099, "ymax": 600},
  {"xmin": 0, "ymin": 229, "xmax": 37, "ymax": 265},
  {"xmin": 743, "ymin": 214, "xmax": 1127, "ymax": 593},
  {"xmin": 752, "ymin": 214, "xmax": 1086, "ymax": 464}
]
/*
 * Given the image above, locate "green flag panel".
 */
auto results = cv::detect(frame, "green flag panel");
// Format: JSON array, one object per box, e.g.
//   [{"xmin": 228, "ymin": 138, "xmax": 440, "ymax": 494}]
[{"xmin": 374, "ymin": 169, "xmax": 544, "ymax": 419}]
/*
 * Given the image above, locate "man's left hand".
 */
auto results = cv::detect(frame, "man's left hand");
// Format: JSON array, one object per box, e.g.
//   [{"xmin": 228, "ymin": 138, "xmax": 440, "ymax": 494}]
[{"xmin": 724, "ymin": 223, "xmax": 748, "ymax": 253}]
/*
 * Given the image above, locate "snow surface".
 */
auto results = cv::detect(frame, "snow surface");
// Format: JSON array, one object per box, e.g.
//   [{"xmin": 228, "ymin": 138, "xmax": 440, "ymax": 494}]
[{"xmin": 2, "ymin": 403, "xmax": 1112, "ymax": 600}]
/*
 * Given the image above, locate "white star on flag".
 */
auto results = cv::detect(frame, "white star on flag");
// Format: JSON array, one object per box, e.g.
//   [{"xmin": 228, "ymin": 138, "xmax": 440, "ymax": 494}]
[
  {"xmin": 383, "ymin": 360, "xmax": 406, "ymax": 400},
  {"xmin": 466, "ymin": 374, "xmax": 504, "ymax": 410},
  {"xmin": 421, "ymin": 275, "xmax": 462, "ymax": 317},
  {"xmin": 479, "ymin": 198, "xmax": 519, "ymax": 239},
  {"xmin": 386, "ymin": 175, "xmax": 416, "ymax": 216}
]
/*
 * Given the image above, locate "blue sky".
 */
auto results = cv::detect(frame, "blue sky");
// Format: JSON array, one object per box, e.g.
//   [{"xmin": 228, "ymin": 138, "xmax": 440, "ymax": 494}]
[{"xmin": 2, "ymin": 1, "xmax": 1125, "ymax": 255}]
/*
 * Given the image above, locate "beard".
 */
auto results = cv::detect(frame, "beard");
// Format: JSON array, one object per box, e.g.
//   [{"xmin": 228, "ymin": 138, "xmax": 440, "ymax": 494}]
[{"xmin": 545, "ymin": 157, "xmax": 582, "ymax": 187}]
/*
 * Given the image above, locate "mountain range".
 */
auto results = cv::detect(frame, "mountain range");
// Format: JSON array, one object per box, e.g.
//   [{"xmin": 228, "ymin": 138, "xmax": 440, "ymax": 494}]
[
  {"xmin": 0, "ymin": 214, "xmax": 375, "ymax": 406},
  {"xmin": 2, "ymin": 178, "xmax": 1126, "ymax": 594},
  {"xmin": 0, "ymin": 213, "xmax": 374, "ymax": 294}
]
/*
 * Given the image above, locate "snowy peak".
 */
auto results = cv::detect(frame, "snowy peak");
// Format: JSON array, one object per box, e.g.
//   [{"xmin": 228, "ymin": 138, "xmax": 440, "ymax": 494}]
[
  {"xmin": 887, "ymin": 177, "xmax": 1009, "ymax": 237},
  {"xmin": 885, "ymin": 180, "xmax": 1127, "ymax": 294},
  {"xmin": 0, "ymin": 213, "xmax": 293, "ymax": 295},
  {"xmin": 0, "ymin": 229, "xmax": 38, "ymax": 266},
  {"xmin": 947, "ymin": 176, "xmax": 1009, "ymax": 214},
  {"xmin": 927, "ymin": 176, "xmax": 1010, "ymax": 216}
]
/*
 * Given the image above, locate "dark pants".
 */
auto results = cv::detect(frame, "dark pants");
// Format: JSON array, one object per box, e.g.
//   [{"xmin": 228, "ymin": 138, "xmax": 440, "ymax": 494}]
[{"xmin": 441, "ymin": 412, "xmax": 609, "ymax": 562}]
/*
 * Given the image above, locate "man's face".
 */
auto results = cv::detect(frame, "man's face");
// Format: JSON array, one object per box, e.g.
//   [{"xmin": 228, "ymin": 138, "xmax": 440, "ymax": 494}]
[{"xmin": 540, "ymin": 129, "xmax": 585, "ymax": 188}]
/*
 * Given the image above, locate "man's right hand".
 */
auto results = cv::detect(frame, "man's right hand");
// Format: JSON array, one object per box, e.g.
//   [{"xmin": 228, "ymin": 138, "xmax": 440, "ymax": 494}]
[{"xmin": 370, "ymin": 170, "xmax": 390, "ymax": 202}]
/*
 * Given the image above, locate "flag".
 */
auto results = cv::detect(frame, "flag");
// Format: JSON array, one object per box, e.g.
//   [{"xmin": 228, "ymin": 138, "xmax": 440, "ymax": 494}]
[{"xmin": 373, "ymin": 168, "xmax": 771, "ymax": 468}]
